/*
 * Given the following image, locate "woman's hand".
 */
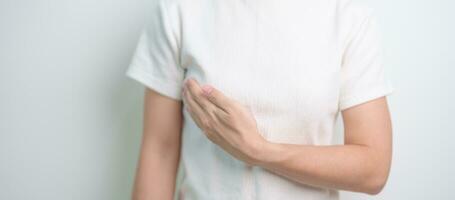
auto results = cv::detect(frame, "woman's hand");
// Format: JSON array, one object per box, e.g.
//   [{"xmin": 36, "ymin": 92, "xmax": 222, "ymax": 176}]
[{"xmin": 182, "ymin": 78, "xmax": 267, "ymax": 166}]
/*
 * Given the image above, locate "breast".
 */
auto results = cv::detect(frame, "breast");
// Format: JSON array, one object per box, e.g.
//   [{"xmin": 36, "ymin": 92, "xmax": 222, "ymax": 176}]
[{"xmin": 185, "ymin": 56, "xmax": 340, "ymax": 145}]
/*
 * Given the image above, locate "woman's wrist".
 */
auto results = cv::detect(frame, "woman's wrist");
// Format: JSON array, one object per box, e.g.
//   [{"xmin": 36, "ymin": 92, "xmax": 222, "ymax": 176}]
[{"xmin": 250, "ymin": 138, "xmax": 284, "ymax": 167}]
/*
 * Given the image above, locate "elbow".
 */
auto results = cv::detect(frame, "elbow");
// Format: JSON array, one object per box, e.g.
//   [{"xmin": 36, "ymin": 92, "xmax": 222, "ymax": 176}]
[
  {"xmin": 356, "ymin": 145, "xmax": 392, "ymax": 195},
  {"xmin": 363, "ymin": 177, "xmax": 387, "ymax": 195},
  {"xmin": 360, "ymin": 168, "xmax": 390, "ymax": 195}
]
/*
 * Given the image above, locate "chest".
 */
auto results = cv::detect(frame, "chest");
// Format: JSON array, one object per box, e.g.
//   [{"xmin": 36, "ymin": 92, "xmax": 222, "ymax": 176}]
[{"xmin": 180, "ymin": 1, "xmax": 342, "ymax": 121}]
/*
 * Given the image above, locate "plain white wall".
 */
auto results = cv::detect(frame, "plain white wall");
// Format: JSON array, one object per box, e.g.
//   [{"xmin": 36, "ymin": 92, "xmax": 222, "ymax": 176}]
[{"xmin": 0, "ymin": 0, "xmax": 453, "ymax": 199}]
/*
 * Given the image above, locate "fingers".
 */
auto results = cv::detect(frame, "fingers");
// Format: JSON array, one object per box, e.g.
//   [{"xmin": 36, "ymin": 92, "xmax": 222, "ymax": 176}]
[
  {"xmin": 200, "ymin": 84, "xmax": 232, "ymax": 114},
  {"xmin": 183, "ymin": 78, "xmax": 217, "ymax": 127},
  {"xmin": 182, "ymin": 85, "xmax": 205, "ymax": 122},
  {"xmin": 184, "ymin": 78, "xmax": 231, "ymax": 124},
  {"xmin": 185, "ymin": 78, "xmax": 220, "ymax": 114},
  {"xmin": 182, "ymin": 82, "xmax": 222, "ymax": 144}
]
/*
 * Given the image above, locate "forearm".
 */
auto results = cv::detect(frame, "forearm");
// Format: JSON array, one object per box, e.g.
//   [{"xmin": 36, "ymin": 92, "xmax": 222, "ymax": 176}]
[
  {"xmin": 132, "ymin": 140, "xmax": 181, "ymax": 200},
  {"xmin": 256, "ymin": 142, "xmax": 390, "ymax": 195}
]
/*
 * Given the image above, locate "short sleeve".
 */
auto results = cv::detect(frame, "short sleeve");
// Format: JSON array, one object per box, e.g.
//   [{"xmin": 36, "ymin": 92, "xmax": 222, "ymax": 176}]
[
  {"xmin": 125, "ymin": 0, "xmax": 185, "ymax": 101},
  {"xmin": 338, "ymin": 11, "xmax": 395, "ymax": 111}
]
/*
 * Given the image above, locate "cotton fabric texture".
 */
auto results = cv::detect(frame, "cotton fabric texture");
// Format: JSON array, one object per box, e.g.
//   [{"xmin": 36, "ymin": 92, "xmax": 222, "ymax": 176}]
[{"xmin": 125, "ymin": 0, "xmax": 395, "ymax": 199}]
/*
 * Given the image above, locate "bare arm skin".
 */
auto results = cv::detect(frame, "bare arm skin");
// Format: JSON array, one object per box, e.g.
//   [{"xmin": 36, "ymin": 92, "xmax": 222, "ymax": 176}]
[
  {"xmin": 132, "ymin": 88, "xmax": 183, "ymax": 200},
  {"xmin": 256, "ymin": 96, "xmax": 393, "ymax": 195},
  {"xmin": 182, "ymin": 78, "xmax": 393, "ymax": 195}
]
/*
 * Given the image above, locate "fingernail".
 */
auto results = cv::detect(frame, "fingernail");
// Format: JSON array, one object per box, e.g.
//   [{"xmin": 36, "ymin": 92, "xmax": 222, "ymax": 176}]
[{"xmin": 202, "ymin": 85, "xmax": 213, "ymax": 95}]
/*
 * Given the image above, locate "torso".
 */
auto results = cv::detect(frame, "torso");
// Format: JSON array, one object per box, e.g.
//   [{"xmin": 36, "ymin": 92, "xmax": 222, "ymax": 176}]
[{"xmin": 173, "ymin": 0, "xmax": 370, "ymax": 199}]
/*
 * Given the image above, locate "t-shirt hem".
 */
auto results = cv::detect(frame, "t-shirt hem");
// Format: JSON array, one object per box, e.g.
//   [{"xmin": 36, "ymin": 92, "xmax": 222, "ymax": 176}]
[
  {"xmin": 125, "ymin": 64, "xmax": 183, "ymax": 101},
  {"xmin": 339, "ymin": 82, "xmax": 395, "ymax": 111}
]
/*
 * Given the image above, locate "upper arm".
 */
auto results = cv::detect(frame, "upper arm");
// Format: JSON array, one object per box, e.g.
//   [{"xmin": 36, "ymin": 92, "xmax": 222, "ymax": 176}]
[
  {"xmin": 341, "ymin": 96, "xmax": 393, "ymax": 192},
  {"xmin": 337, "ymin": 5, "xmax": 394, "ymax": 181},
  {"xmin": 341, "ymin": 96, "xmax": 393, "ymax": 194},
  {"xmin": 341, "ymin": 96, "xmax": 392, "ymax": 152},
  {"xmin": 143, "ymin": 88, "xmax": 183, "ymax": 146}
]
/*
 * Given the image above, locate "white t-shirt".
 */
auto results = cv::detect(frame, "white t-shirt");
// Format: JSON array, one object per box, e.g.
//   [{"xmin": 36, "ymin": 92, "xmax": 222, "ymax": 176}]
[{"xmin": 125, "ymin": 0, "xmax": 395, "ymax": 199}]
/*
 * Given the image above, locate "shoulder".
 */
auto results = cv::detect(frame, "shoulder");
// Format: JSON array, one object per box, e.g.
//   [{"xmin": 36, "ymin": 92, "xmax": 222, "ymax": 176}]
[
  {"xmin": 332, "ymin": 0, "xmax": 379, "ymax": 45},
  {"xmin": 334, "ymin": 0, "xmax": 377, "ymax": 29}
]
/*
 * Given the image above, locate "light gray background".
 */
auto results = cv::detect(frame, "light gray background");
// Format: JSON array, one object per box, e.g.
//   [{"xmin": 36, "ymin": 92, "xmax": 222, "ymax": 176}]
[{"xmin": 1, "ymin": 0, "xmax": 453, "ymax": 199}]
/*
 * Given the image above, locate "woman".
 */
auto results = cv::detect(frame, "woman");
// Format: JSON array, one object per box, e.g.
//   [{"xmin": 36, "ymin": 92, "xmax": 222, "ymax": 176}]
[{"xmin": 126, "ymin": 0, "xmax": 395, "ymax": 199}]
